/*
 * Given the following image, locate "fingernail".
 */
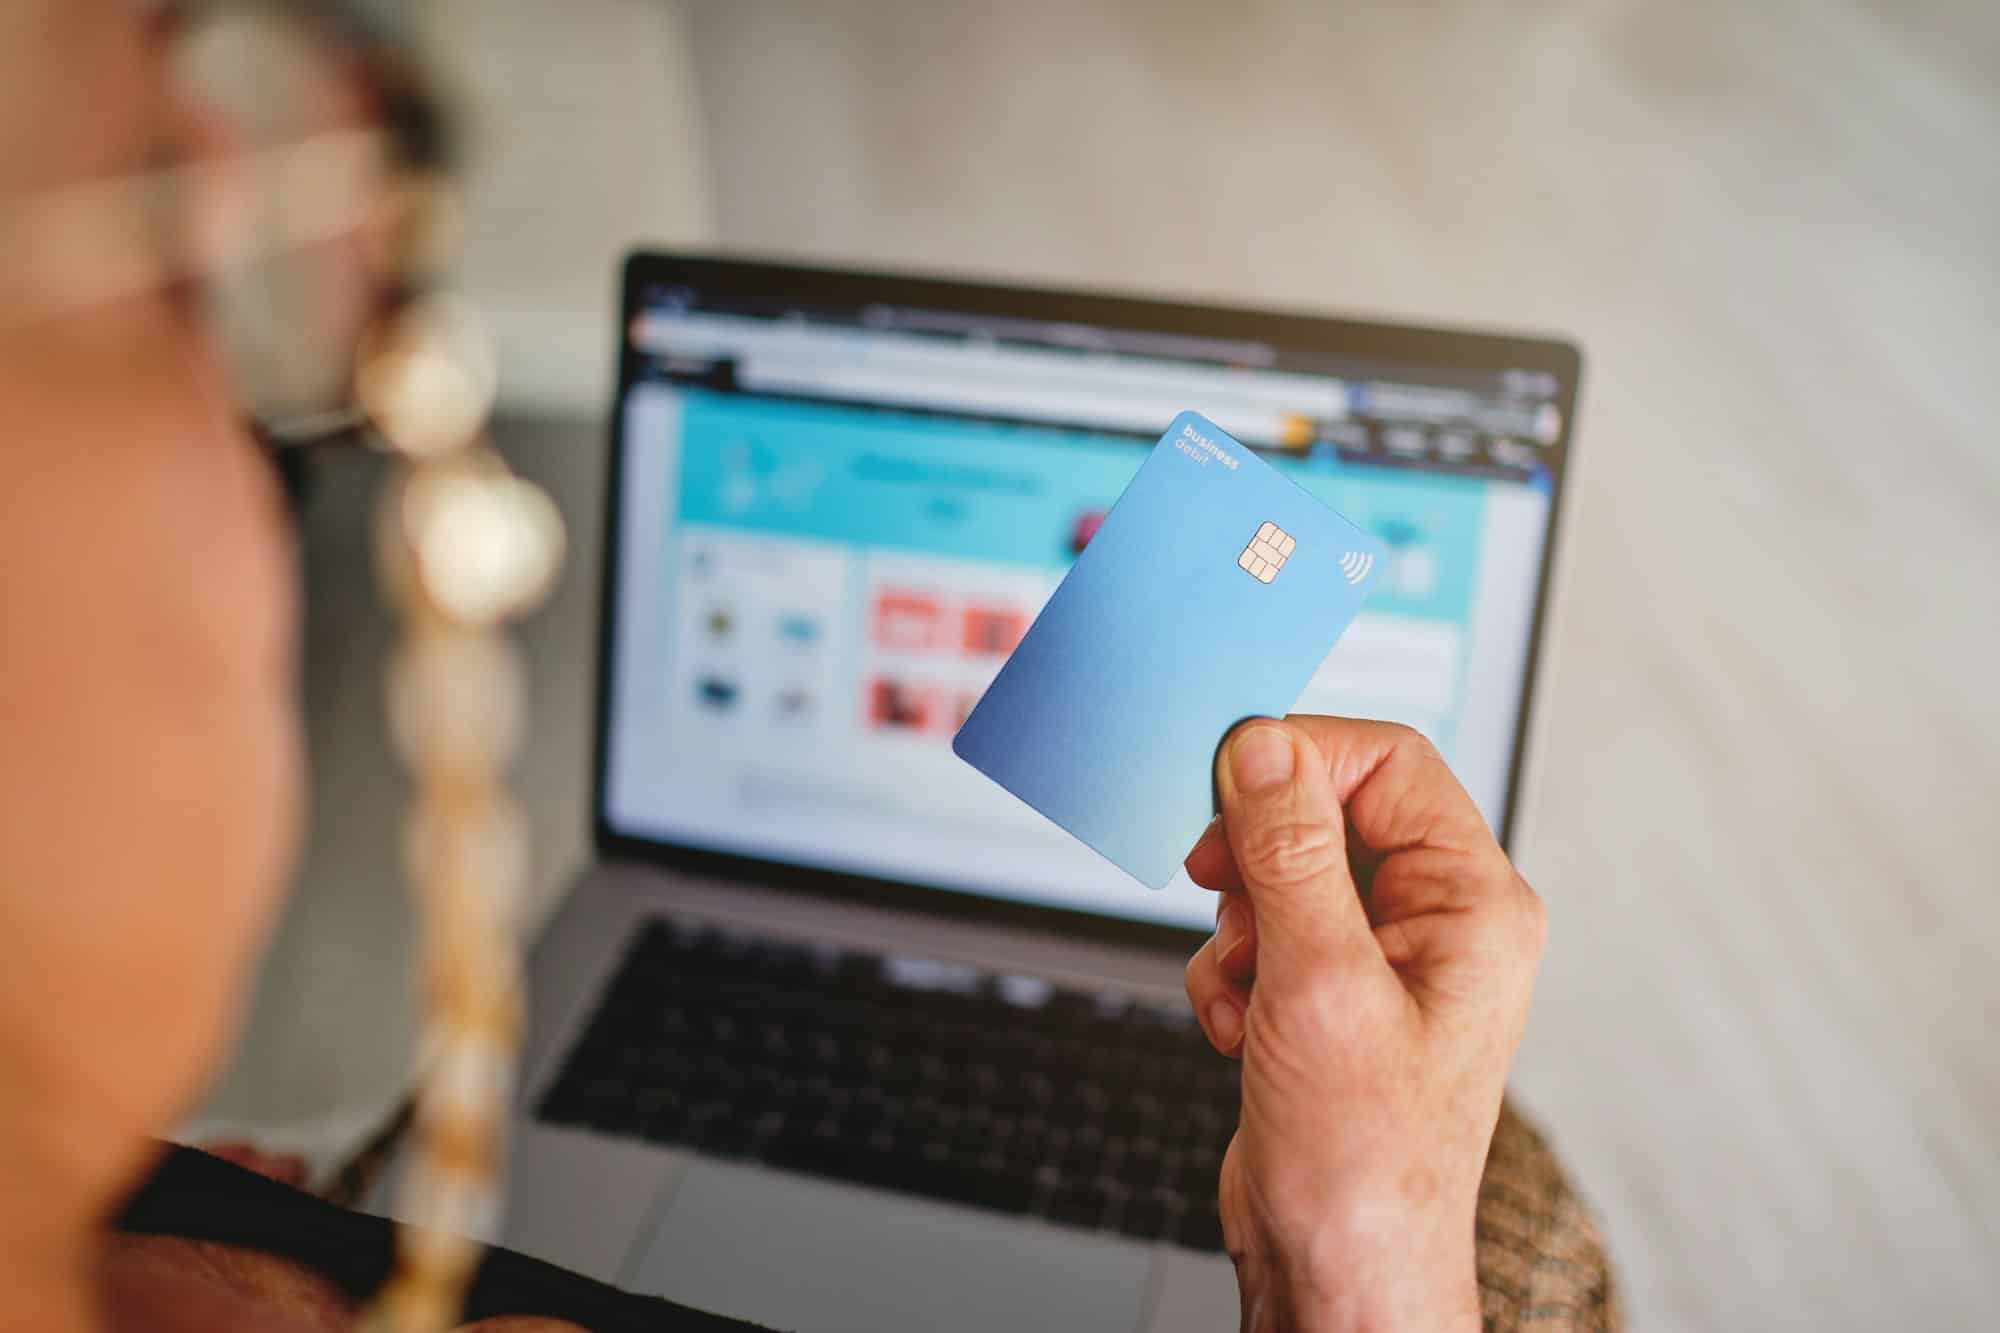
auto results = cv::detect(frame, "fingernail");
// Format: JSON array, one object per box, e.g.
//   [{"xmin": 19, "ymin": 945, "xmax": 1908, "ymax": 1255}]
[
  {"xmin": 1214, "ymin": 900, "xmax": 1246, "ymax": 965},
  {"xmin": 1207, "ymin": 998, "xmax": 1243, "ymax": 1051},
  {"xmin": 1230, "ymin": 725, "xmax": 1295, "ymax": 793}
]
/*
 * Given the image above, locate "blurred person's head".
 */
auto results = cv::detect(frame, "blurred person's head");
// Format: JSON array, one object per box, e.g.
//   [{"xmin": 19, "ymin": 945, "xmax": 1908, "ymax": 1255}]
[{"xmin": 0, "ymin": 0, "xmax": 303, "ymax": 1307}]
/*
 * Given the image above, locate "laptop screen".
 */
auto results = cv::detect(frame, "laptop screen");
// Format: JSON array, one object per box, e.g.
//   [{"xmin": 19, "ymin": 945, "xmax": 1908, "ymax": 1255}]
[{"xmin": 599, "ymin": 257, "xmax": 1578, "ymax": 935}]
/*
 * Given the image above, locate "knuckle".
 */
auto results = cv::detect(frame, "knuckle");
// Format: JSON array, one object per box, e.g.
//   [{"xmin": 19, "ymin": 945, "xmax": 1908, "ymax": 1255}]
[
  {"xmin": 1258, "ymin": 965, "xmax": 1359, "ymax": 1046},
  {"xmin": 1284, "ymin": 966, "xmax": 1347, "ymax": 1022},
  {"xmin": 1390, "ymin": 721, "xmax": 1443, "ymax": 765},
  {"xmin": 1233, "ymin": 817, "xmax": 1338, "ymax": 888}
]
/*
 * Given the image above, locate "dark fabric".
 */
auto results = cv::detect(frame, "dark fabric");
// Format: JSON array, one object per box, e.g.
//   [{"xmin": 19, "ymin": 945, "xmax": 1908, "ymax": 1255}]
[{"xmin": 112, "ymin": 1144, "xmax": 775, "ymax": 1333}]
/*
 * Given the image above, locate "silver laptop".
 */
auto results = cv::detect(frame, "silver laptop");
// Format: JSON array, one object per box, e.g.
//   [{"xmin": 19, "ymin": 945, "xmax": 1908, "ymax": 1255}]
[{"xmin": 376, "ymin": 253, "xmax": 1580, "ymax": 1332}]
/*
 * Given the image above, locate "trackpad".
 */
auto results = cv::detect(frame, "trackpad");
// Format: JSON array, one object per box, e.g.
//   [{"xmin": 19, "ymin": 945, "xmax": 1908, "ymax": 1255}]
[{"xmin": 623, "ymin": 1160, "xmax": 1153, "ymax": 1333}]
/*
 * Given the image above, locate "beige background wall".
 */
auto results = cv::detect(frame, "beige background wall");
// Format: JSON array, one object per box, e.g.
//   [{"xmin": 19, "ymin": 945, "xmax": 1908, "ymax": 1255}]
[
  {"xmin": 204, "ymin": 3, "xmax": 1999, "ymax": 1330},
  {"xmin": 443, "ymin": 0, "xmax": 716, "ymax": 410}
]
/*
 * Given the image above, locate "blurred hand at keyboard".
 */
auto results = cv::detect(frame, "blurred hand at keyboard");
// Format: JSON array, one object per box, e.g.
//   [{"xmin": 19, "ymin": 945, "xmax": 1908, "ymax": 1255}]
[{"xmin": 1182, "ymin": 717, "xmax": 1545, "ymax": 1333}]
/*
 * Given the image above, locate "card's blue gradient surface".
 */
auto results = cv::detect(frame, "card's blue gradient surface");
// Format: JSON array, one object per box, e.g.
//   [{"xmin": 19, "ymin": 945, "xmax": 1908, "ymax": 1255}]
[{"xmin": 952, "ymin": 412, "xmax": 1385, "ymax": 888}]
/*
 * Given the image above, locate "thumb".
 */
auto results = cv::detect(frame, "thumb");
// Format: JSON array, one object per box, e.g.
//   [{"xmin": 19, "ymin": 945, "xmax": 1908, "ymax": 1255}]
[{"xmin": 1214, "ymin": 720, "xmax": 1378, "ymax": 975}]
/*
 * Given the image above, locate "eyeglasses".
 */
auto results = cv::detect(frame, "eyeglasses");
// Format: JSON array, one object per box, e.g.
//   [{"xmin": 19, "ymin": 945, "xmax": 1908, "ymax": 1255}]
[
  {"xmin": 5, "ymin": 6, "xmax": 556, "ymax": 1331},
  {"xmin": 4, "ymin": 0, "xmax": 455, "ymax": 449}
]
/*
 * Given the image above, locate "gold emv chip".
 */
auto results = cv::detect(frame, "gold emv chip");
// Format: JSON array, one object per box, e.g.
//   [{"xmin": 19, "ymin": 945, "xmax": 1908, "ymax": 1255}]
[{"xmin": 1238, "ymin": 521, "xmax": 1294, "ymax": 584}]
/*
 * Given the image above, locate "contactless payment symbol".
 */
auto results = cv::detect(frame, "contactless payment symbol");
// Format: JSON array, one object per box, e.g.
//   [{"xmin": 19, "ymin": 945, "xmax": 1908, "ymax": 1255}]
[
  {"xmin": 1238, "ymin": 521, "xmax": 1294, "ymax": 584},
  {"xmin": 1337, "ymin": 549, "xmax": 1375, "ymax": 585}
]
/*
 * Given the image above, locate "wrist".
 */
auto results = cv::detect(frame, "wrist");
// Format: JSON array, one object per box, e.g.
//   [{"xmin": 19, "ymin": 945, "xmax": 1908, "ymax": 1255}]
[
  {"xmin": 1279, "ymin": 1259, "xmax": 1478, "ymax": 1333},
  {"xmin": 1277, "ymin": 1194, "xmax": 1481, "ymax": 1333}
]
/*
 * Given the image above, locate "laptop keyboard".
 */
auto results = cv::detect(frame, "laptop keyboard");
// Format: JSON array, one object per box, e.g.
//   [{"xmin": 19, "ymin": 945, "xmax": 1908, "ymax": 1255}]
[{"xmin": 536, "ymin": 919, "xmax": 1238, "ymax": 1252}]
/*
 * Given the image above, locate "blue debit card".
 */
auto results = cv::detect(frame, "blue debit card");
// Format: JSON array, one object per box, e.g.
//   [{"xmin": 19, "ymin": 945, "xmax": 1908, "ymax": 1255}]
[{"xmin": 952, "ymin": 411, "xmax": 1385, "ymax": 889}]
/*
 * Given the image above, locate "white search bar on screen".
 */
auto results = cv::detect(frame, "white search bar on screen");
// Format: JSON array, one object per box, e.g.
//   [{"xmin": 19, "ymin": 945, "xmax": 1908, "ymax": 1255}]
[
  {"xmin": 634, "ymin": 312, "xmax": 1346, "ymax": 445},
  {"xmin": 736, "ymin": 357, "xmax": 1311, "ymax": 445}
]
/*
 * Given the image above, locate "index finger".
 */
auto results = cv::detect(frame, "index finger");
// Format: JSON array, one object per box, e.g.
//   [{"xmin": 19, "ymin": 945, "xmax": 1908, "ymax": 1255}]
[{"xmin": 1283, "ymin": 716, "xmax": 1498, "ymax": 859}]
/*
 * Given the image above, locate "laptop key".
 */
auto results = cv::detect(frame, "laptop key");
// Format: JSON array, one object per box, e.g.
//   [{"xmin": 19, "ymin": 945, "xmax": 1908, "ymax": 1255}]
[
  {"xmin": 1118, "ymin": 1189, "xmax": 1183, "ymax": 1242},
  {"xmin": 1045, "ymin": 1181, "xmax": 1106, "ymax": 1230},
  {"xmin": 1178, "ymin": 1145, "xmax": 1223, "ymax": 1198}
]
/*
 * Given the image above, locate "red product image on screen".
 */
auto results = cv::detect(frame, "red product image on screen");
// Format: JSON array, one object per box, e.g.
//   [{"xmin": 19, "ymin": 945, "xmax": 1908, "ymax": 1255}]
[
  {"xmin": 865, "ymin": 676, "xmax": 934, "ymax": 731},
  {"xmin": 950, "ymin": 690, "xmax": 980, "ymax": 731},
  {"xmin": 872, "ymin": 589, "xmax": 944, "ymax": 652},
  {"xmin": 960, "ymin": 604, "xmax": 1027, "ymax": 657},
  {"xmin": 1068, "ymin": 508, "xmax": 1106, "ymax": 556}
]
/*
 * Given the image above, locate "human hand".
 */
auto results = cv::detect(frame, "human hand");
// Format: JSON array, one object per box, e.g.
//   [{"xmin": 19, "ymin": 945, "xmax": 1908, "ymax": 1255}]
[{"xmin": 1181, "ymin": 717, "xmax": 1546, "ymax": 1333}]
